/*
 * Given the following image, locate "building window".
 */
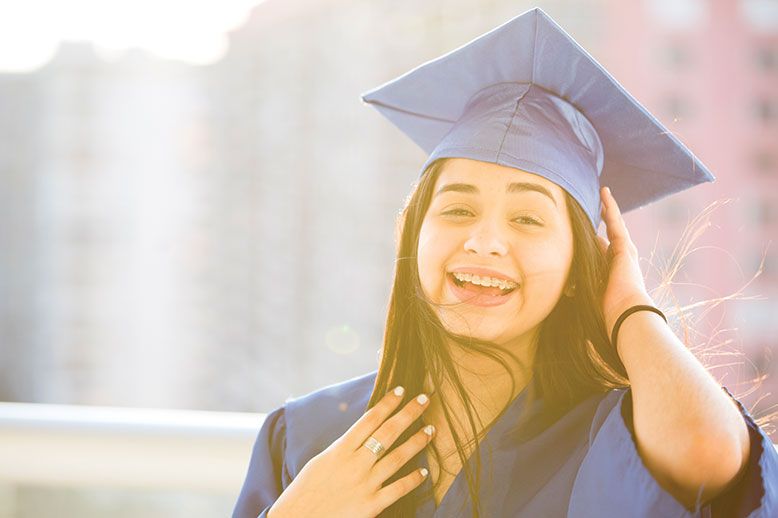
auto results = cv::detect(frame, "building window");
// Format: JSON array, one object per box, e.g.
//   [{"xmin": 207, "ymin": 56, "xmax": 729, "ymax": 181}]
[
  {"xmin": 746, "ymin": 198, "xmax": 777, "ymax": 226},
  {"xmin": 740, "ymin": 0, "xmax": 778, "ymax": 32},
  {"xmin": 658, "ymin": 44, "xmax": 693, "ymax": 71},
  {"xmin": 751, "ymin": 249, "xmax": 776, "ymax": 280},
  {"xmin": 752, "ymin": 98, "xmax": 777, "ymax": 123},
  {"xmin": 663, "ymin": 95, "xmax": 693, "ymax": 121},
  {"xmin": 752, "ymin": 150, "xmax": 775, "ymax": 174},
  {"xmin": 647, "ymin": 0, "xmax": 708, "ymax": 29},
  {"xmin": 661, "ymin": 199, "xmax": 686, "ymax": 224},
  {"xmin": 754, "ymin": 46, "xmax": 777, "ymax": 71}
]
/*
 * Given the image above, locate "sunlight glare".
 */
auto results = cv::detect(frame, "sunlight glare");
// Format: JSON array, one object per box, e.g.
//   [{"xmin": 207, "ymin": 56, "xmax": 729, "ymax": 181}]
[{"xmin": 0, "ymin": 0, "xmax": 263, "ymax": 72}]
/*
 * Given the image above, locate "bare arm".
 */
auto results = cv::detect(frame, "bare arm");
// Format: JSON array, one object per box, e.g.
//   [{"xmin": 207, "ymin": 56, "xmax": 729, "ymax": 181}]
[
  {"xmin": 598, "ymin": 185, "xmax": 750, "ymax": 510},
  {"xmin": 614, "ymin": 295, "xmax": 750, "ymax": 509}
]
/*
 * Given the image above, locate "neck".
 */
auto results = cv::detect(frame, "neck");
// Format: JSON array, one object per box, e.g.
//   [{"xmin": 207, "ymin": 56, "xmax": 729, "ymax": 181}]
[{"xmin": 424, "ymin": 331, "xmax": 538, "ymax": 436}]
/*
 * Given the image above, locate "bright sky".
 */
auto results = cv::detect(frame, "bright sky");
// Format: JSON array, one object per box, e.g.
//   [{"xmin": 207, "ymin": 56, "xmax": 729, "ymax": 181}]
[{"xmin": 0, "ymin": 0, "xmax": 263, "ymax": 72}]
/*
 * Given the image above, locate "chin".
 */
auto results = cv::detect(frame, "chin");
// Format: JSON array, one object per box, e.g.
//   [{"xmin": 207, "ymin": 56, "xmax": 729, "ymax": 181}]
[
  {"xmin": 440, "ymin": 306, "xmax": 545, "ymax": 346},
  {"xmin": 438, "ymin": 314, "xmax": 514, "ymax": 345}
]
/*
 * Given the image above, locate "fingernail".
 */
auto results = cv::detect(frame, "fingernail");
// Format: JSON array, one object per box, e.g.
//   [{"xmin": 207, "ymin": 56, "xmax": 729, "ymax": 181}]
[
  {"xmin": 417, "ymin": 394, "xmax": 429, "ymax": 405},
  {"xmin": 423, "ymin": 424, "xmax": 435, "ymax": 436},
  {"xmin": 420, "ymin": 468, "xmax": 429, "ymax": 477},
  {"xmin": 393, "ymin": 386, "xmax": 405, "ymax": 397}
]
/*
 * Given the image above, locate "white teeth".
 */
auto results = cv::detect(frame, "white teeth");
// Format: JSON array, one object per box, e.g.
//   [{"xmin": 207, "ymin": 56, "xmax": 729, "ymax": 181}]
[{"xmin": 451, "ymin": 272, "xmax": 518, "ymax": 290}]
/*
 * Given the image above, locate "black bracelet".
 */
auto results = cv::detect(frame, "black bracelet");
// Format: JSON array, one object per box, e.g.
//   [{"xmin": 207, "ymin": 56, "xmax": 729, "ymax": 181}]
[{"xmin": 610, "ymin": 305, "xmax": 667, "ymax": 350}]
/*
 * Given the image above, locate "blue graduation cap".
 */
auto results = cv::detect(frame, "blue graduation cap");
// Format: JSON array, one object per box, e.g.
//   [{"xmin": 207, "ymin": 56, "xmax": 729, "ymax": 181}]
[{"xmin": 360, "ymin": 7, "xmax": 714, "ymax": 229}]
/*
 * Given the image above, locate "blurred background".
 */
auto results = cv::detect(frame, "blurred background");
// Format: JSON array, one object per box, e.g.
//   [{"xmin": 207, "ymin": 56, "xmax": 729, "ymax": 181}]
[{"xmin": 0, "ymin": 0, "xmax": 775, "ymax": 515}]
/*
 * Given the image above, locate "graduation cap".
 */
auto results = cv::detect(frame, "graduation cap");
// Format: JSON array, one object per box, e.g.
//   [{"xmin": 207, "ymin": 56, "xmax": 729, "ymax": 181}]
[{"xmin": 360, "ymin": 7, "xmax": 714, "ymax": 229}]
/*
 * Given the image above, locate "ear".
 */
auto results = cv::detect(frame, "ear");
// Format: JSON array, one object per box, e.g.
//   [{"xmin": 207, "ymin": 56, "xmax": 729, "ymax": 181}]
[{"xmin": 564, "ymin": 281, "xmax": 576, "ymax": 298}]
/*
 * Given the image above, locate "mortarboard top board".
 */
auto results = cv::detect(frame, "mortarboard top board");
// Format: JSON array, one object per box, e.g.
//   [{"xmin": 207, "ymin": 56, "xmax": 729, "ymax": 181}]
[{"xmin": 360, "ymin": 7, "xmax": 714, "ymax": 229}]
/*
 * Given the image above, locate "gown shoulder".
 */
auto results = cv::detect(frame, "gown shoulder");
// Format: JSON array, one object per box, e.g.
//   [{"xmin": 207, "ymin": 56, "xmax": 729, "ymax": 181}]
[
  {"xmin": 283, "ymin": 370, "xmax": 378, "ymax": 474},
  {"xmin": 232, "ymin": 371, "xmax": 377, "ymax": 518}
]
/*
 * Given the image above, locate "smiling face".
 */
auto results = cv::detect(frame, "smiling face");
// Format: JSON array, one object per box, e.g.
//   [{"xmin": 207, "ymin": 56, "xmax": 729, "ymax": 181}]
[{"xmin": 417, "ymin": 158, "xmax": 575, "ymax": 348}]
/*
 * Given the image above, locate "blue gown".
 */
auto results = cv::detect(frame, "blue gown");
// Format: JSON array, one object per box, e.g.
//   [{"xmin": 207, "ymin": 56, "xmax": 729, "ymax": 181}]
[{"xmin": 233, "ymin": 371, "xmax": 777, "ymax": 517}]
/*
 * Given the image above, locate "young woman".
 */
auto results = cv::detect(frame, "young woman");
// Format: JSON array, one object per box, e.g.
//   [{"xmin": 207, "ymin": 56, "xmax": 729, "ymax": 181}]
[{"xmin": 233, "ymin": 8, "xmax": 777, "ymax": 518}]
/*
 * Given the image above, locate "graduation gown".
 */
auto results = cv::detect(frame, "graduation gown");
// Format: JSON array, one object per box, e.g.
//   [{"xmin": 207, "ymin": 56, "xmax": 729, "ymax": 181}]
[{"xmin": 232, "ymin": 370, "xmax": 777, "ymax": 517}]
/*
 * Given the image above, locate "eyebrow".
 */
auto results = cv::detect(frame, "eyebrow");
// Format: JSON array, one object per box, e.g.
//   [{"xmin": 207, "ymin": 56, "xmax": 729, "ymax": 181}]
[{"xmin": 434, "ymin": 182, "xmax": 557, "ymax": 206}]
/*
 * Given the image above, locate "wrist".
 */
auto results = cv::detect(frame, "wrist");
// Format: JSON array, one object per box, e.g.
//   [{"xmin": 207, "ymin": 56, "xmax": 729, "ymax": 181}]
[
  {"xmin": 605, "ymin": 292, "xmax": 655, "ymax": 336},
  {"xmin": 611, "ymin": 304, "xmax": 668, "ymax": 356}
]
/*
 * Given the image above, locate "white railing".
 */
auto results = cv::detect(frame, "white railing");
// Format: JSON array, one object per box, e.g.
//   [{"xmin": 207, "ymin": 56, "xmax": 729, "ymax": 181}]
[
  {"xmin": 0, "ymin": 402, "xmax": 262, "ymax": 494},
  {"xmin": 1, "ymin": 401, "xmax": 776, "ymax": 496}
]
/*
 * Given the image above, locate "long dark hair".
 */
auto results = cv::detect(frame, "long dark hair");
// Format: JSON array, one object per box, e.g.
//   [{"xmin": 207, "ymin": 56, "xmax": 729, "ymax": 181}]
[{"xmin": 369, "ymin": 158, "xmax": 630, "ymax": 517}]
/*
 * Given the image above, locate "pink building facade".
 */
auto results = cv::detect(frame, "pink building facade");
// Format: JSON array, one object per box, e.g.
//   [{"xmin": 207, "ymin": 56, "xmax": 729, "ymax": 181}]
[{"xmin": 599, "ymin": 0, "xmax": 777, "ymax": 429}]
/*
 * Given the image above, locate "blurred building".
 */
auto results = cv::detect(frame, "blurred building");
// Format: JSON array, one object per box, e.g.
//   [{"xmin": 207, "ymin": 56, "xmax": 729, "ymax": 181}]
[
  {"xmin": 0, "ymin": 0, "xmax": 775, "ymax": 435},
  {"xmin": 599, "ymin": 0, "xmax": 778, "ymax": 417},
  {"xmin": 0, "ymin": 42, "xmax": 206, "ymax": 408}
]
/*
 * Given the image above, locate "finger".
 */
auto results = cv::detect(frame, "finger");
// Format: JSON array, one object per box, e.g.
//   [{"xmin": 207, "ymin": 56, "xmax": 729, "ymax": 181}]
[
  {"xmin": 339, "ymin": 386, "xmax": 406, "ymax": 451},
  {"xmin": 373, "ymin": 466, "xmax": 429, "ymax": 513},
  {"xmin": 596, "ymin": 235, "xmax": 609, "ymax": 257},
  {"xmin": 358, "ymin": 393, "xmax": 430, "ymax": 462},
  {"xmin": 371, "ymin": 425, "xmax": 434, "ymax": 485},
  {"xmin": 601, "ymin": 186, "xmax": 633, "ymax": 245}
]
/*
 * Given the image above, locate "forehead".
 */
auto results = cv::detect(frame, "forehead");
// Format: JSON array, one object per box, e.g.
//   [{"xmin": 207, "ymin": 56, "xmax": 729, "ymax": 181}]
[{"xmin": 435, "ymin": 158, "xmax": 567, "ymax": 202}]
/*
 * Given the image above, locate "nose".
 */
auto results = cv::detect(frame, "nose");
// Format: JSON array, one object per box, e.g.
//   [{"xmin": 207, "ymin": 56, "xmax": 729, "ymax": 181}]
[{"xmin": 464, "ymin": 220, "xmax": 509, "ymax": 257}]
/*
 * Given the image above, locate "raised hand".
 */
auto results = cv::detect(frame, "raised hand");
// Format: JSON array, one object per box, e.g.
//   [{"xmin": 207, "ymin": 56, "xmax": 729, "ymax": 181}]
[{"xmin": 597, "ymin": 186, "xmax": 655, "ymax": 339}]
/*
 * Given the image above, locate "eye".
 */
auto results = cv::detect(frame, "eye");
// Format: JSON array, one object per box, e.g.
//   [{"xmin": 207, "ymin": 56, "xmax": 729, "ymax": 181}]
[
  {"xmin": 512, "ymin": 215, "xmax": 543, "ymax": 226},
  {"xmin": 441, "ymin": 208, "xmax": 474, "ymax": 217}
]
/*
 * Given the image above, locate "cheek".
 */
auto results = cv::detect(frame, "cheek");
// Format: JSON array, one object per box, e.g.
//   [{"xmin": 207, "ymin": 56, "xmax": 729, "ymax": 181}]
[
  {"xmin": 416, "ymin": 222, "xmax": 438, "ymax": 294},
  {"xmin": 416, "ymin": 221, "xmax": 455, "ymax": 295},
  {"xmin": 519, "ymin": 237, "xmax": 573, "ymax": 289}
]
